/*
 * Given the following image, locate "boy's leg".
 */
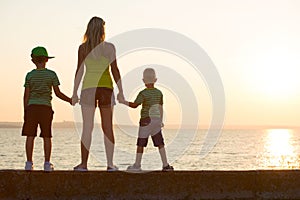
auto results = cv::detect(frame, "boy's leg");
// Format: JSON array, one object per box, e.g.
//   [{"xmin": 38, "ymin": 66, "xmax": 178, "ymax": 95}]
[
  {"xmin": 22, "ymin": 105, "xmax": 38, "ymax": 163},
  {"xmin": 43, "ymin": 137, "xmax": 52, "ymax": 162},
  {"xmin": 158, "ymin": 144, "xmax": 169, "ymax": 167},
  {"xmin": 152, "ymin": 131, "xmax": 169, "ymax": 167},
  {"xmin": 25, "ymin": 136, "xmax": 35, "ymax": 162},
  {"xmin": 134, "ymin": 146, "xmax": 144, "ymax": 167}
]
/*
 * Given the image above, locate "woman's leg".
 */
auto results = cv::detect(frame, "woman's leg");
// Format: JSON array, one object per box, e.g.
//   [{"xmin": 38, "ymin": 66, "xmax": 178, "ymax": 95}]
[
  {"xmin": 79, "ymin": 106, "xmax": 95, "ymax": 168},
  {"xmin": 99, "ymin": 106, "xmax": 115, "ymax": 167}
]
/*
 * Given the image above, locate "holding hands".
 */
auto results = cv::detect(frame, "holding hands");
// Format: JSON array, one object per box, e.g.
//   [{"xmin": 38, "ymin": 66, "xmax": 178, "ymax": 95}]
[
  {"xmin": 71, "ymin": 94, "xmax": 79, "ymax": 106},
  {"xmin": 70, "ymin": 92, "xmax": 126, "ymax": 106},
  {"xmin": 117, "ymin": 92, "xmax": 126, "ymax": 104}
]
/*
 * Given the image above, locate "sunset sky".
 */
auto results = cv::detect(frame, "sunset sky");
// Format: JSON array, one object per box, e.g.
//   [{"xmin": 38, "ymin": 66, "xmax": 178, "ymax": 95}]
[{"xmin": 0, "ymin": 0, "xmax": 299, "ymax": 127}]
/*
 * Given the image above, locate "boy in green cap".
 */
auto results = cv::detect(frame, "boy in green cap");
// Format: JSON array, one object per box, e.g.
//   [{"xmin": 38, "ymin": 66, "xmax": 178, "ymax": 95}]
[{"xmin": 22, "ymin": 46, "xmax": 72, "ymax": 171}]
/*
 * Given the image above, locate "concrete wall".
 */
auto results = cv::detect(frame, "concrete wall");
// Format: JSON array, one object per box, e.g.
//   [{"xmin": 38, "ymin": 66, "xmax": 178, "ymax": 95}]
[{"xmin": 1, "ymin": 170, "xmax": 300, "ymax": 200}]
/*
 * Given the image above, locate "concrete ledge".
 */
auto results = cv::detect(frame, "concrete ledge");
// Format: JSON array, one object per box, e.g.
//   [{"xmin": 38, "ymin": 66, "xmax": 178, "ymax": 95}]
[{"xmin": 1, "ymin": 170, "xmax": 300, "ymax": 200}]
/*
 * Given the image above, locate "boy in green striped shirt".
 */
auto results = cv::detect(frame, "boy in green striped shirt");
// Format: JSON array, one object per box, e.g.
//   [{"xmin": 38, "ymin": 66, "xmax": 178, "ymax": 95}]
[
  {"xmin": 119, "ymin": 68, "xmax": 173, "ymax": 171},
  {"xmin": 22, "ymin": 46, "xmax": 72, "ymax": 171}
]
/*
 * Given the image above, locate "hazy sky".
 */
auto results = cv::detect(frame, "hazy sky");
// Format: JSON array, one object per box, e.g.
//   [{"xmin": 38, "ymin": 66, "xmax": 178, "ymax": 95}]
[{"xmin": 0, "ymin": 0, "xmax": 299, "ymax": 127}]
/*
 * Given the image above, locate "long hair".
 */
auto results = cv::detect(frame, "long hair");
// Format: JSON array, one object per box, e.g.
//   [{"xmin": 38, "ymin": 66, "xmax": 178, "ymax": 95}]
[{"xmin": 83, "ymin": 17, "xmax": 105, "ymax": 54}]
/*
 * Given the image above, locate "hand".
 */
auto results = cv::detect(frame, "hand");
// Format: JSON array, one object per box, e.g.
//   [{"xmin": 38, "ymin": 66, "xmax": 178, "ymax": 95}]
[
  {"xmin": 118, "ymin": 98, "xmax": 127, "ymax": 104},
  {"xmin": 117, "ymin": 92, "xmax": 125, "ymax": 103},
  {"xmin": 71, "ymin": 95, "xmax": 79, "ymax": 106}
]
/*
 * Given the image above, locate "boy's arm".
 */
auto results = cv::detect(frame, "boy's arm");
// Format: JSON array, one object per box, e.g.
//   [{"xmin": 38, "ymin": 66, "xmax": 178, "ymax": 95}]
[
  {"xmin": 159, "ymin": 104, "xmax": 164, "ymax": 127},
  {"xmin": 23, "ymin": 87, "xmax": 30, "ymax": 110},
  {"xmin": 53, "ymin": 86, "xmax": 72, "ymax": 104},
  {"xmin": 120, "ymin": 100, "xmax": 139, "ymax": 108},
  {"xmin": 159, "ymin": 104, "xmax": 163, "ymax": 119}
]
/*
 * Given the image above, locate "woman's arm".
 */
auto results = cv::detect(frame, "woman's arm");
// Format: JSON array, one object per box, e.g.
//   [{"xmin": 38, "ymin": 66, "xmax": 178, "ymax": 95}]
[
  {"xmin": 72, "ymin": 45, "xmax": 85, "ymax": 101},
  {"xmin": 111, "ymin": 59, "xmax": 124, "ymax": 102}
]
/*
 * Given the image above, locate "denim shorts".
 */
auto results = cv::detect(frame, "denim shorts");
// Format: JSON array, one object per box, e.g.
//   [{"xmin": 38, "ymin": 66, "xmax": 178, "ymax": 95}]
[
  {"xmin": 80, "ymin": 87, "xmax": 116, "ymax": 108},
  {"xmin": 22, "ymin": 105, "xmax": 54, "ymax": 138}
]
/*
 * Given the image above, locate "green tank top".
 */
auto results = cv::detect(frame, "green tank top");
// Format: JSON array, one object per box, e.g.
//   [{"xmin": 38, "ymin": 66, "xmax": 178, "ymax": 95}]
[{"xmin": 82, "ymin": 55, "xmax": 113, "ymax": 90}]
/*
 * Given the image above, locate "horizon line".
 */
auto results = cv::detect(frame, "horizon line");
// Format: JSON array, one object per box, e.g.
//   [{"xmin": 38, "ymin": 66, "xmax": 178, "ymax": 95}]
[{"xmin": 0, "ymin": 121, "xmax": 299, "ymax": 130}]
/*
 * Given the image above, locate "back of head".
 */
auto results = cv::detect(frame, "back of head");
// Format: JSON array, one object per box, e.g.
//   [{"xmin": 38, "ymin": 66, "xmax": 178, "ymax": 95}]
[
  {"xmin": 143, "ymin": 68, "xmax": 157, "ymax": 84},
  {"xmin": 83, "ymin": 16, "xmax": 106, "ymax": 53},
  {"xmin": 31, "ymin": 46, "xmax": 54, "ymax": 64},
  {"xmin": 31, "ymin": 56, "xmax": 48, "ymax": 64}
]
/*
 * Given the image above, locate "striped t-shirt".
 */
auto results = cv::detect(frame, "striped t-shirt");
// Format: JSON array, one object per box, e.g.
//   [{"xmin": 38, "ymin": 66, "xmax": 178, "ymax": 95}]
[
  {"xmin": 134, "ymin": 88, "xmax": 163, "ymax": 119},
  {"xmin": 24, "ymin": 68, "xmax": 60, "ymax": 107}
]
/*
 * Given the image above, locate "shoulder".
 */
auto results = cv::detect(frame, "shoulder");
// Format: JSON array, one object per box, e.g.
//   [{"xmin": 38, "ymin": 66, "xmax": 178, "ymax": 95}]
[
  {"xmin": 45, "ymin": 69, "xmax": 58, "ymax": 77},
  {"xmin": 45, "ymin": 68, "xmax": 56, "ymax": 73},
  {"xmin": 136, "ymin": 89, "xmax": 146, "ymax": 97},
  {"xmin": 78, "ymin": 43, "xmax": 86, "ymax": 53},
  {"xmin": 104, "ymin": 41, "xmax": 115, "ymax": 48},
  {"xmin": 25, "ymin": 70, "xmax": 34, "ymax": 79},
  {"xmin": 26, "ymin": 69, "xmax": 35, "ymax": 75},
  {"xmin": 154, "ymin": 88, "xmax": 163, "ymax": 94},
  {"xmin": 104, "ymin": 41, "xmax": 116, "ymax": 52},
  {"xmin": 26, "ymin": 69, "xmax": 38, "ymax": 76},
  {"xmin": 79, "ymin": 43, "xmax": 86, "ymax": 49}
]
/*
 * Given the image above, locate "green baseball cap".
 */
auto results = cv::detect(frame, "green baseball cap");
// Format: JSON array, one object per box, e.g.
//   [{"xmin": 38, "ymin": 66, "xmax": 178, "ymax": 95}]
[{"xmin": 31, "ymin": 46, "xmax": 54, "ymax": 58}]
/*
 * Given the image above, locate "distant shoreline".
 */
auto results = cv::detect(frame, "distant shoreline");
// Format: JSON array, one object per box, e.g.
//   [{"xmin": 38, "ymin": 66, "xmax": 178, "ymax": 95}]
[{"xmin": 0, "ymin": 121, "xmax": 299, "ymax": 130}]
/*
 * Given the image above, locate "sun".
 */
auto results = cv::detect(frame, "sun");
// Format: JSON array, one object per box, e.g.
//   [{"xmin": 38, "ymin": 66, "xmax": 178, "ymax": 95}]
[
  {"xmin": 240, "ymin": 34, "xmax": 300, "ymax": 101},
  {"xmin": 251, "ymin": 49, "xmax": 300, "ymax": 99}
]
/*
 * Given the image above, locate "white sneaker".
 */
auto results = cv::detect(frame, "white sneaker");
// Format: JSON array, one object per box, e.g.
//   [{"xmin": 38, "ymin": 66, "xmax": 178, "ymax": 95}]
[
  {"xmin": 127, "ymin": 164, "xmax": 142, "ymax": 172},
  {"xmin": 44, "ymin": 162, "xmax": 54, "ymax": 171},
  {"xmin": 25, "ymin": 161, "xmax": 33, "ymax": 171},
  {"xmin": 107, "ymin": 165, "xmax": 119, "ymax": 172}
]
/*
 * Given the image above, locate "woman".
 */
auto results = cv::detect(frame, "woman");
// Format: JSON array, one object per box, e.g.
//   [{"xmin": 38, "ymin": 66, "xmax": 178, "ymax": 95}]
[{"xmin": 72, "ymin": 17, "xmax": 124, "ymax": 171}]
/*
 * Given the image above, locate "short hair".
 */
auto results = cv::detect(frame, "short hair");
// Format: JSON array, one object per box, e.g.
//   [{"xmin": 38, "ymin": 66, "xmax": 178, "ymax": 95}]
[
  {"xmin": 143, "ymin": 68, "xmax": 156, "ymax": 84},
  {"xmin": 31, "ymin": 55, "xmax": 48, "ymax": 64}
]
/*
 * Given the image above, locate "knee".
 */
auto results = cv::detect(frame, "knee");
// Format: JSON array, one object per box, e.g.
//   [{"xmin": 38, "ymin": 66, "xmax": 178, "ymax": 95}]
[
  {"xmin": 83, "ymin": 124, "xmax": 94, "ymax": 134},
  {"xmin": 102, "ymin": 124, "xmax": 113, "ymax": 134}
]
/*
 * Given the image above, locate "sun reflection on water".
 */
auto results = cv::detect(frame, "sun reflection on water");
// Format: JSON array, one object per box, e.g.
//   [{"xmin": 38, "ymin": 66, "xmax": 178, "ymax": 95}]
[{"xmin": 260, "ymin": 129, "xmax": 299, "ymax": 169}]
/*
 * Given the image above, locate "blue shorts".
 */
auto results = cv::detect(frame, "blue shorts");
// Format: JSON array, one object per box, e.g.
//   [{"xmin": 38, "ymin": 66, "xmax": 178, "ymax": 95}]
[
  {"xmin": 80, "ymin": 87, "xmax": 116, "ymax": 108},
  {"xmin": 137, "ymin": 117, "xmax": 164, "ymax": 147},
  {"xmin": 22, "ymin": 105, "xmax": 54, "ymax": 138}
]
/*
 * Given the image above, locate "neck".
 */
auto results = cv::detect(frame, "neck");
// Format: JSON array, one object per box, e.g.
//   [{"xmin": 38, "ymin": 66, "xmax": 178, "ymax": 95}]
[
  {"xmin": 145, "ymin": 83, "xmax": 155, "ymax": 88},
  {"xmin": 36, "ymin": 63, "xmax": 46, "ymax": 69}
]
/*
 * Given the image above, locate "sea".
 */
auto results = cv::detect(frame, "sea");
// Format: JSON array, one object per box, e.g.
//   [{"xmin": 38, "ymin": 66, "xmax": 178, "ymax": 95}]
[{"xmin": 1, "ymin": 125, "xmax": 300, "ymax": 171}]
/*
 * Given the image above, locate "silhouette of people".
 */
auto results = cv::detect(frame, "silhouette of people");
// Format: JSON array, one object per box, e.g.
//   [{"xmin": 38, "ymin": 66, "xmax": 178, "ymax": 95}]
[{"xmin": 72, "ymin": 17, "xmax": 124, "ymax": 171}]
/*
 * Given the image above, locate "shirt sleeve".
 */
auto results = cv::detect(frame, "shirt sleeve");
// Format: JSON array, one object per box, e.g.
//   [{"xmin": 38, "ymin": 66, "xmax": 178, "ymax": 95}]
[
  {"xmin": 24, "ymin": 73, "xmax": 30, "ymax": 88},
  {"xmin": 160, "ymin": 92, "xmax": 163, "ymax": 105},
  {"xmin": 52, "ymin": 72, "xmax": 60, "ymax": 86},
  {"xmin": 134, "ymin": 91, "xmax": 144, "ymax": 105}
]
